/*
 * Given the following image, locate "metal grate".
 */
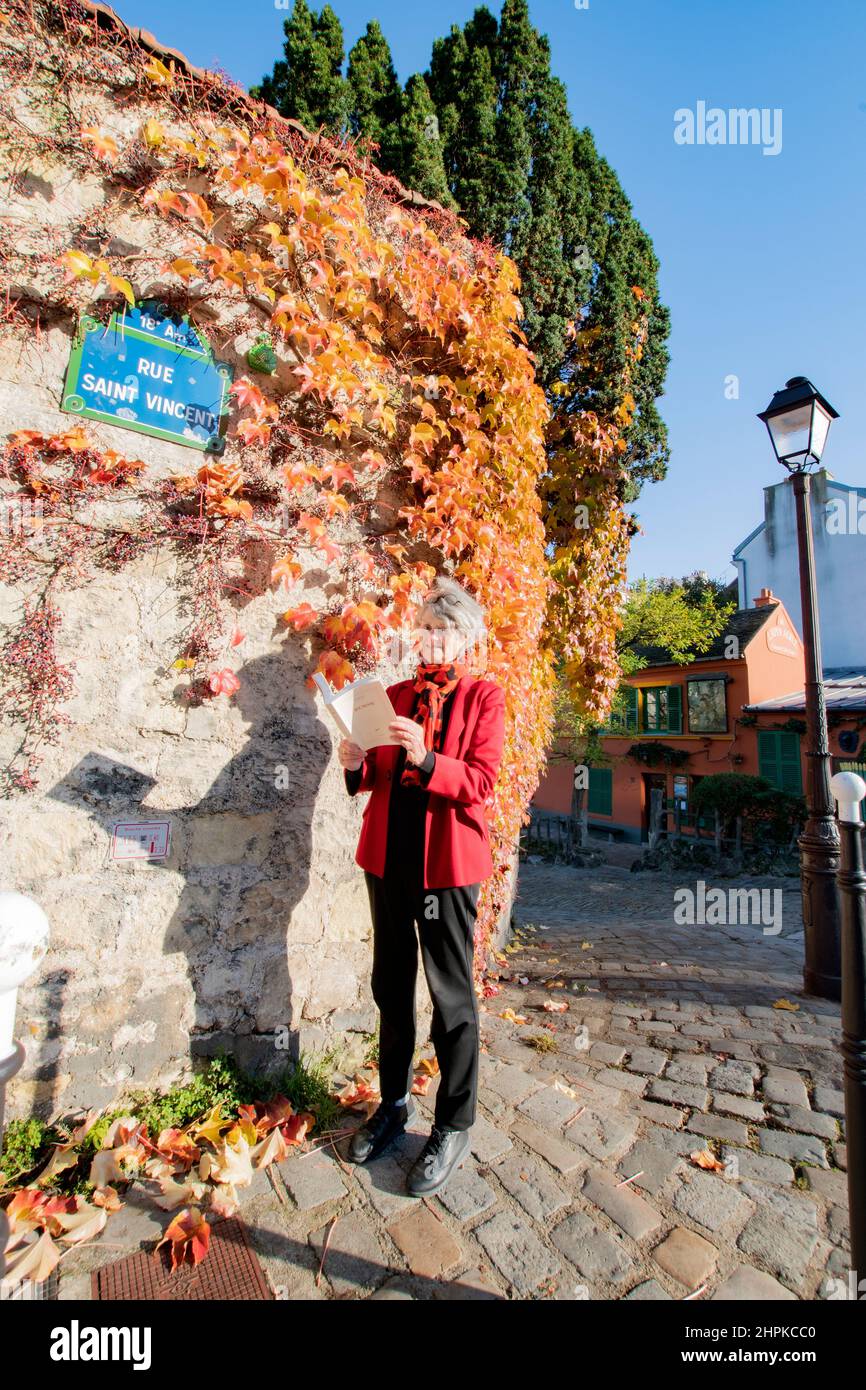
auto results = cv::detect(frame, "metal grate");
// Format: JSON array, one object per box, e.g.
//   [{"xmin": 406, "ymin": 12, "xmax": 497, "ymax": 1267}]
[{"xmin": 91, "ymin": 1215, "xmax": 273, "ymax": 1301}]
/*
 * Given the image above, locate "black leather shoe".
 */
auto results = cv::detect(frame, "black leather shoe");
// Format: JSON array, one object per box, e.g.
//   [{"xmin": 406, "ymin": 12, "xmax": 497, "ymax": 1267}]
[
  {"xmin": 406, "ymin": 1124, "xmax": 471, "ymax": 1196},
  {"xmin": 347, "ymin": 1098, "xmax": 417, "ymax": 1163}
]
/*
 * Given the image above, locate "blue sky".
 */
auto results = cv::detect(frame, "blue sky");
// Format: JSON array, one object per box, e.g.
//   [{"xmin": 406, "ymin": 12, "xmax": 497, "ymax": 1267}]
[{"xmin": 111, "ymin": 0, "xmax": 866, "ymax": 585}]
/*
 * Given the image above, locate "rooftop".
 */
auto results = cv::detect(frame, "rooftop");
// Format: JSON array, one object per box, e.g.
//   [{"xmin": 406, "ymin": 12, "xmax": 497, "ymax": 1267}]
[{"xmin": 744, "ymin": 668, "xmax": 866, "ymax": 714}]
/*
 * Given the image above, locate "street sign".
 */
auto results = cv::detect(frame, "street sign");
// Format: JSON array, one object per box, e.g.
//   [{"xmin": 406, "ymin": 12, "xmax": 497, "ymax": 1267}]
[{"xmin": 61, "ymin": 300, "xmax": 233, "ymax": 451}]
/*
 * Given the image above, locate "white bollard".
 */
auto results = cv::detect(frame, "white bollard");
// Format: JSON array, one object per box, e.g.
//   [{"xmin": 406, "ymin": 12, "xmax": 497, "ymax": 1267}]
[
  {"xmin": 831, "ymin": 771, "xmax": 866, "ymax": 825},
  {"xmin": 0, "ymin": 892, "xmax": 50, "ymax": 1064},
  {"xmin": 0, "ymin": 892, "xmax": 50, "ymax": 1291}
]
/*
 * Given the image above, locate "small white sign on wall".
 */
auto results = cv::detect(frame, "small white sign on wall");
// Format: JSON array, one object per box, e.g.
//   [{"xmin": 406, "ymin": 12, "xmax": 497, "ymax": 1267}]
[{"xmin": 110, "ymin": 821, "xmax": 171, "ymax": 861}]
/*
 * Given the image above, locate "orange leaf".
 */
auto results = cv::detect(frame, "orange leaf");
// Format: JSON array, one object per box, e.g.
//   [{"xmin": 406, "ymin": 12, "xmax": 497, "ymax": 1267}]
[
  {"xmin": 81, "ymin": 126, "xmax": 119, "ymax": 163},
  {"xmin": 283, "ymin": 603, "xmax": 319, "ymax": 631},
  {"xmin": 271, "ymin": 554, "xmax": 303, "ymax": 588},
  {"xmin": 690, "ymin": 1148, "xmax": 726, "ymax": 1172},
  {"xmin": 155, "ymin": 1208, "xmax": 210, "ymax": 1270}
]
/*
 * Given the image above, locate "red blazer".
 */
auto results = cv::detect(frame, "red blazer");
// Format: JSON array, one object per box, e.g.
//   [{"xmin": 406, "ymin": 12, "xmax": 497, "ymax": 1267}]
[{"xmin": 352, "ymin": 675, "xmax": 506, "ymax": 889}]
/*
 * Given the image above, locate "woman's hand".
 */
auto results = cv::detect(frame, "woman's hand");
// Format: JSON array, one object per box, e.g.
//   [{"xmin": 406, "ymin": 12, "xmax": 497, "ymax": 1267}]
[
  {"xmin": 338, "ymin": 737, "xmax": 366, "ymax": 771},
  {"xmin": 389, "ymin": 716, "xmax": 430, "ymax": 766}
]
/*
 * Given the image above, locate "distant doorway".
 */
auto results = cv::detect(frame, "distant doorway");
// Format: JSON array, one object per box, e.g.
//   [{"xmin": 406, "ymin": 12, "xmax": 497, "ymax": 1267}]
[{"xmin": 642, "ymin": 773, "xmax": 667, "ymax": 842}]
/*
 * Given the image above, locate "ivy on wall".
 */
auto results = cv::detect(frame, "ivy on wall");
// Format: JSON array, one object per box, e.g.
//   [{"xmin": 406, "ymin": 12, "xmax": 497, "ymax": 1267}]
[{"xmin": 0, "ymin": 0, "xmax": 641, "ymax": 979}]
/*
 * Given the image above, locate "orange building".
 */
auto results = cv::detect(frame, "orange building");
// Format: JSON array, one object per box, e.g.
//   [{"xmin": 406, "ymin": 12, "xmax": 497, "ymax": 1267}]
[{"xmin": 534, "ymin": 589, "xmax": 866, "ymax": 843}]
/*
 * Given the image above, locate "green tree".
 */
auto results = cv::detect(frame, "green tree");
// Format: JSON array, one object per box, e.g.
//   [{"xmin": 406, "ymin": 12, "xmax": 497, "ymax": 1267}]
[
  {"xmin": 397, "ymin": 76, "xmax": 456, "ymax": 209},
  {"xmin": 418, "ymin": 0, "xmax": 670, "ymax": 489},
  {"xmin": 250, "ymin": 0, "xmax": 349, "ymax": 134},
  {"xmin": 251, "ymin": 1, "xmax": 671, "ymax": 490},
  {"xmin": 618, "ymin": 573, "xmax": 736, "ymax": 671},
  {"xmin": 346, "ymin": 20, "xmax": 403, "ymax": 175}
]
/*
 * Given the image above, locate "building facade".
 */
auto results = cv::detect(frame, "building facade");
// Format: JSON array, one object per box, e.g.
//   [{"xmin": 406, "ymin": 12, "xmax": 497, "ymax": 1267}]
[
  {"xmin": 732, "ymin": 470, "xmax": 866, "ymax": 673},
  {"xmin": 534, "ymin": 590, "xmax": 866, "ymax": 843}
]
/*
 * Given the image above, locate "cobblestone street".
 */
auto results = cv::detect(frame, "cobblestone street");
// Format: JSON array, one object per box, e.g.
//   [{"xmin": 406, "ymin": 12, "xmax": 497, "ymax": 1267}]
[
  {"xmin": 55, "ymin": 859, "xmax": 850, "ymax": 1303},
  {"xmin": 238, "ymin": 860, "xmax": 849, "ymax": 1301}
]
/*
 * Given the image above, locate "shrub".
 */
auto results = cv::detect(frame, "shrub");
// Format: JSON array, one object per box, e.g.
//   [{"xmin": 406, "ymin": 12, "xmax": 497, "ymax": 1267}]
[{"xmin": 691, "ymin": 773, "xmax": 805, "ymax": 846}]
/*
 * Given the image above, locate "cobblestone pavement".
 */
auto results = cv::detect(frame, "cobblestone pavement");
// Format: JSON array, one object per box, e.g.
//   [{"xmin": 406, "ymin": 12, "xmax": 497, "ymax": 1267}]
[{"xmin": 59, "ymin": 862, "xmax": 850, "ymax": 1303}]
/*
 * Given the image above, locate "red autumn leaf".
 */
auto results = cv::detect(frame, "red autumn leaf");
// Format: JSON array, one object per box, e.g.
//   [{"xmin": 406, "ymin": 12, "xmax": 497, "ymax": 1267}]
[
  {"xmin": 283, "ymin": 603, "xmax": 319, "ymax": 631},
  {"xmin": 229, "ymin": 378, "xmax": 265, "ymax": 412},
  {"xmin": 315, "ymin": 534, "xmax": 342, "ymax": 564},
  {"xmin": 279, "ymin": 1111, "xmax": 316, "ymax": 1146},
  {"xmin": 208, "ymin": 668, "xmax": 240, "ymax": 697},
  {"xmin": 155, "ymin": 1207, "xmax": 211, "ymax": 1270}
]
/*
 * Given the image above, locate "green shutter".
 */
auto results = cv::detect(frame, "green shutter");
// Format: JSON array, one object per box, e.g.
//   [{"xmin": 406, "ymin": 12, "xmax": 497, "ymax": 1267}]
[
  {"xmin": 759, "ymin": 731, "xmax": 779, "ymax": 786},
  {"xmin": 759, "ymin": 731, "xmax": 802, "ymax": 795},
  {"xmin": 587, "ymin": 767, "xmax": 613, "ymax": 816},
  {"xmin": 625, "ymin": 686, "xmax": 639, "ymax": 732},
  {"xmin": 666, "ymin": 685, "xmax": 683, "ymax": 734},
  {"xmin": 777, "ymin": 732, "xmax": 802, "ymax": 794}
]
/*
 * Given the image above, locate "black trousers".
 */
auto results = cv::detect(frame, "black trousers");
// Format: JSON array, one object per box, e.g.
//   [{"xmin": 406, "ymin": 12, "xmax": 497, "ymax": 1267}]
[{"xmin": 364, "ymin": 867, "xmax": 481, "ymax": 1131}]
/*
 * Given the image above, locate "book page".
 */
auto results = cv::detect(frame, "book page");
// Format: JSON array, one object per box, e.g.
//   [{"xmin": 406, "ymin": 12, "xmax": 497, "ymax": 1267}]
[{"xmin": 327, "ymin": 678, "xmax": 402, "ymax": 750}]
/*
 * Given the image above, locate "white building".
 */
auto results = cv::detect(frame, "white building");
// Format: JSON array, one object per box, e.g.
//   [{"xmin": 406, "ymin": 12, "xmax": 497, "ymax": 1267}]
[{"xmin": 732, "ymin": 470, "xmax": 866, "ymax": 673}]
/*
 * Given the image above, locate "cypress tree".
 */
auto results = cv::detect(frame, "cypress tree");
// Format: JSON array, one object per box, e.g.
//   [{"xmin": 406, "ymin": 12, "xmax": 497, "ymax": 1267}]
[
  {"xmin": 250, "ymin": 0, "xmax": 349, "ymax": 135},
  {"xmin": 346, "ymin": 20, "xmax": 403, "ymax": 174},
  {"xmin": 397, "ymin": 76, "xmax": 456, "ymax": 209},
  {"xmin": 251, "ymin": 0, "xmax": 671, "ymax": 485}
]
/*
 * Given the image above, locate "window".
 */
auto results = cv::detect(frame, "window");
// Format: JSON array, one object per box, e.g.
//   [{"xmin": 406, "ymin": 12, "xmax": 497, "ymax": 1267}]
[
  {"xmin": 587, "ymin": 767, "xmax": 613, "ymax": 816},
  {"xmin": 605, "ymin": 686, "xmax": 639, "ymax": 734},
  {"xmin": 687, "ymin": 678, "xmax": 728, "ymax": 733},
  {"xmin": 640, "ymin": 684, "xmax": 683, "ymax": 735},
  {"xmin": 758, "ymin": 730, "xmax": 803, "ymax": 795}
]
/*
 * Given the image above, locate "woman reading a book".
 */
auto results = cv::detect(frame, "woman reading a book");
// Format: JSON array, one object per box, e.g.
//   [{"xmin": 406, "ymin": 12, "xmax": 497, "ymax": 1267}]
[{"xmin": 337, "ymin": 575, "xmax": 506, "ymax": 1197}]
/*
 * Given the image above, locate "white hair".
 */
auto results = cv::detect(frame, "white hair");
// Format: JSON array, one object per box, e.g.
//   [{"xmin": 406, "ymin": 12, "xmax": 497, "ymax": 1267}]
[{"xmin": 418, "ymin": 575, "xmax": 488, "ymax": 658}]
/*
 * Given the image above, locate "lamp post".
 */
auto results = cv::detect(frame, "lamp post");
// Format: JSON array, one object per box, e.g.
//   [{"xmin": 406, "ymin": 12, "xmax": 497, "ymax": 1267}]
[
  {"xmin": 758, "ymin": 376, "xmax": 841, "ymax": 1000},
  {"xmin": 0, "ymin": 892, "xmax": 50, "ymax": 1287},
  {"xmin": 829, "ymin": 771, "xmax": 866, "ymax": 1292}
]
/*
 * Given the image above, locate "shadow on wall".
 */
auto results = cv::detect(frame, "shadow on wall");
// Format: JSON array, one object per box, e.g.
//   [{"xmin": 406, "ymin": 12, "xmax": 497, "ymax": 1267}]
[{"xmin": 43, "ymin": 651, "xmax": 347, "ymax": 1112}]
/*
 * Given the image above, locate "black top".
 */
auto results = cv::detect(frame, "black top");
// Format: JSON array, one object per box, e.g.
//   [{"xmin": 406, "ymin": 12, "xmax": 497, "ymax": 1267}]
[{"xmin": 345, "ymin": 683, "xmax": 457, "ymax": 879}]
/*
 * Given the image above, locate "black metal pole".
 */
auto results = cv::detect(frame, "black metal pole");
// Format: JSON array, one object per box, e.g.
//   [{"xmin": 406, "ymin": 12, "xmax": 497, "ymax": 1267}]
[
  {"xmin": 836, "ymin": 810, "xmax": 866, "ymax": 1288},
  {"xmin": 791, "ymin": 470, "xmax": 841, "ymax": 999}
]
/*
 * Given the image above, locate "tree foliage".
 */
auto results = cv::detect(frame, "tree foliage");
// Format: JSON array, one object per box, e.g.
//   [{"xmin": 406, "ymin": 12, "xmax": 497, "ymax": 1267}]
[
  {"xmin": 619, "ymin": 573, "xmax": 736, "ymax": 671},
  {"xmin": 253, "ymin": 0, "xmax": 671, "ymax": 492}
]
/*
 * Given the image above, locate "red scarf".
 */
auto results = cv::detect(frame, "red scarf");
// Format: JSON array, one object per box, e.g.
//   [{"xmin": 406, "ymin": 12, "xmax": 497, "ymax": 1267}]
[{"xmin": 399, "ymin": 659, "xmax": 468, "ymax": 786}]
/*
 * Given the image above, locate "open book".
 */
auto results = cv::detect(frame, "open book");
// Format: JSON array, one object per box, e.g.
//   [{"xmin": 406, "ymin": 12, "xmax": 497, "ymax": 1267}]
[{"xmin": 312, "ymin": 672, "xmax": 402, "ymax": 751}]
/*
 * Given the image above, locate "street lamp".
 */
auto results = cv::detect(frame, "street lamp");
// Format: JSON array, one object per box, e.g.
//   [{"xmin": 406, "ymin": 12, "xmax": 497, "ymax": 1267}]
[{"xmin": 758, "ymin": 376, "xmax": 841, "ymax": 1000}]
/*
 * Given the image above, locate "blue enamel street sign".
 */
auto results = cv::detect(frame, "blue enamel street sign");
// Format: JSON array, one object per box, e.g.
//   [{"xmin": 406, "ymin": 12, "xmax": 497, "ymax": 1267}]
[{"xmin": 61, "ymin": 300, "xmax": 233, "ymax": 451}]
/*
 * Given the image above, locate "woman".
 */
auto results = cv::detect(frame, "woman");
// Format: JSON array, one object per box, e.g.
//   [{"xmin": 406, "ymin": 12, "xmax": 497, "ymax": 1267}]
[{"xmin": 338, "ymin": 576, "xmax": 506, "ymax": 1196}]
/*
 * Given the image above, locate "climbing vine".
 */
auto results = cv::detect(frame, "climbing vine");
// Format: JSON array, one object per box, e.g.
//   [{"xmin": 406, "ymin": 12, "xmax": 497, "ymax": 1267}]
[{"xmin": 0, "ymin": 0, "xmax": 638, "ymax": 978}]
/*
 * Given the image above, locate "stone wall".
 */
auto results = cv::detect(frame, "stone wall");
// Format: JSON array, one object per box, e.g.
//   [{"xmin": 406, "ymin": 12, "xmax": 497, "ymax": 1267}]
[{"xmin": 0, "ymin": 9, "xmax": 518, "ymax": 1122}]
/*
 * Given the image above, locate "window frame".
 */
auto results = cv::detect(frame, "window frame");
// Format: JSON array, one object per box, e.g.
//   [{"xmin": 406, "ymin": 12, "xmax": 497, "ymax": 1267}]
[
  {"xmin": 686, "ymin": 676, "xmax": 729, "ymax": 735},
  {"xmin": 639, "ymin": 683, "xmax": 683, "ymax": 736}
]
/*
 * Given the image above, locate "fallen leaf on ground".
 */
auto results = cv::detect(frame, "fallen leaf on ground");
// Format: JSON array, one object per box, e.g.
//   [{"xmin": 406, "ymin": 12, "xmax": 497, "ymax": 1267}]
[
  {"xmin": 2, "ymin": 1230, "xmax": 61, "ymax": 1288},
  {"xmin": 155, "ymin": 1208, "xmax": 210, "ymax": 1271},
  {"xmin": 690, "ymin": 1148, "xmax": 726, "ymax": 1172}
]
